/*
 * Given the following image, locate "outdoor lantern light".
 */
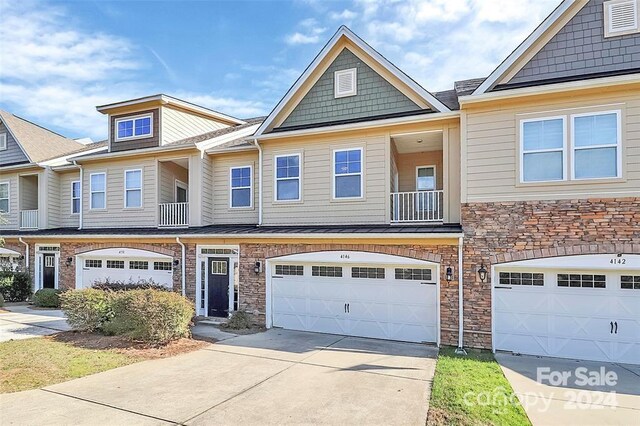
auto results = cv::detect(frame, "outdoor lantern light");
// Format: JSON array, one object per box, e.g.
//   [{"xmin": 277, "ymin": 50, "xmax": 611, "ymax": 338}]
[
  {"xmin": 173, "ymin": 259, "xmax": 180, "ymax": 268},
  {"xmin": 65, "ymin": 257, "xmax": 73, "ymax": 267},
  {"xmin": 446, "ymin": 267, "xmax": 453, "ymax": 282},
  {"xmin": 254, "ymin": 261, "xmax": 262, "ymax": 274},
  {"xmin": 478, "ymin": 262, "xmax": 488, "ymax": 283},
  {"xmin": 19, "ymin": 255, "xmax": 25, "ymax": 261}
]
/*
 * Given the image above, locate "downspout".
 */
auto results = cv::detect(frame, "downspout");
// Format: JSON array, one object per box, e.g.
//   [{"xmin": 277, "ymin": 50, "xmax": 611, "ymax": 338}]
[
  {"xmin": 455, "ymin": 236, "xmax": 467, "ymax": 355},
  {"xmin": 253, "ymin": 139, "xmax": 263, "ymax": 225},
  {"xmin": 19, "ymin": 237, "xmax": 29, "ymax": 269},
  {"xmin": 176, "ymin": 237, "xmax": 186, "ymax": 297},
  {"xmin": 73, "ymin": 161, "xmax": 83, "ymax": 230}
]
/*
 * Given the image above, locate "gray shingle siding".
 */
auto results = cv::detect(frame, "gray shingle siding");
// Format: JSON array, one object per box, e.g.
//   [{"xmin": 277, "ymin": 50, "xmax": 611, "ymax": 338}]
[
  {"xmin": 0, "ymin": 120, "xmax": 29, "ymax": 166},
  {"xmin": 280, "ymin": 48, "xmax": 422, "ymax": 128},
  {"xmin": 507, "ymin": 0, "xmax": 640, "ymax": 86}
]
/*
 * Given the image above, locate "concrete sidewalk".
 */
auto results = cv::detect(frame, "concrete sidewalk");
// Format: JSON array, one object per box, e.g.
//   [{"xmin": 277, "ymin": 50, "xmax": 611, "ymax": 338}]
[
  {"xmin": 0, "ymin": 305, "xmax": 70, "ymax": 342},
  {"xmin": 1, "ymin": 329, "xmax": 438, "ymax": 425}
]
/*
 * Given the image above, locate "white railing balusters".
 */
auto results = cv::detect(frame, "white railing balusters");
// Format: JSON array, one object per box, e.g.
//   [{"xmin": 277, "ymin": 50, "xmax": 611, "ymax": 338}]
[
  {"xmin": 20, "ymin": 210, "xmax": 39, "ymax": 229},
  {"xmin": 390, "ymin": 191, "xmax": 444, "ymax": 223},
  {"xmin": 158, "ymin": 202, "xmax": 189, "ymax": 227}
]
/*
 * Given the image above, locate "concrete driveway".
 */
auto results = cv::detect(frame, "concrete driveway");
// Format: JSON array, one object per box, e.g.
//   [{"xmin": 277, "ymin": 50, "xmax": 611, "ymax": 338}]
[
  {"xmin": 0, "ymin": 329, "xmax": 438, "ymax": 425},
  {"xmin": 496, "ymin": 353, "xmax": 640, "ymax": 426},
  {"xmin": 0, "ymin": 305, "xmax": 70, "ymax": 342}
]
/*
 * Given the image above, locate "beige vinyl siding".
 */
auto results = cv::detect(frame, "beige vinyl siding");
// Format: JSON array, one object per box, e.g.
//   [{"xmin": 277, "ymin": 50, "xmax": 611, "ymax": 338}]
[
  {"xmin": 464, "ymin": 87, "xmax": 640, "ymax": 202},
  {"xmin": 262, "ymin": 134, "xmax": 388, "ymax": 225},
  {"xmin": 445, "ymin": 125, "xmax": 461, "ymax": 223},
  {"xmin": 159, "ymin": 161, "xmax": 188, "ymax": 204},
  {"xmin": 19, "ymin": 175, "xmax": 38, "ymax": 211},
  {"xmin": 162, "ymin": 106, "xmax": 228, "ymax": 145},
  {"xmin": 82, "ymin": 158, "xmax": 157, "ymax": 228},
  {"xmin": 0, "ymin": 172, "xmax": 19, "ymax": 230},
  {"xmin": 58, "ymin": 171, "xmax": 80, "ymax": 228},
  {"xmin": 45, "ymin": 168, "xmax": 60, "ymax": 228},
  {"xmin": 201, "ymin": 157, "xmax": 214, "ymax": 224},
  {"xmin": 212, "ymin": 152, "xmax": 259, "ymax": 224},
  {"xmin": 396, "ymin": 151, "xmax": 443, "ymax": 192}
]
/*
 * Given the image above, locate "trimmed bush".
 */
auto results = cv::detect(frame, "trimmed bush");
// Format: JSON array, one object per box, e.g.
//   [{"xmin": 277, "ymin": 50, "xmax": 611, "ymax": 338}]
[
  {"xmin": 60, "ymin": 289, "xmax": 114, "ymax": 332},
  {"xmin": 222, "ymin": 311, "xmax": 253, "ymax": 330},
  {"xmin": 92, "ymin": 278, "xmax": 169, "ymax": 292},
  {"xmin": 103, "ymin": 290, "xmax": 193, "ymax": 344},
  {"xmin": 0, "ymin": 270, "xmax": 32, "ymax": 302},
  {"xmin": 33, "ymin": 288, "xmax": 63, "ymax": 308}
]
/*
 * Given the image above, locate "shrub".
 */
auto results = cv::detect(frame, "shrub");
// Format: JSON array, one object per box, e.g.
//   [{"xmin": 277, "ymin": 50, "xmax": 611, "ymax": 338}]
[
  {"xmin": 92, "ymin": 278, "xmax": 169, "ymax": 292},
  {"xmin": 60, "ymin": 289, "xmax": 114, "ymax": 332},
  {"xmin": 0, "ymin": 270, "xmax": 32, "ymax": 302},
  {"xmin": 33, "ymin": 288, "xmax": 63, "ymax": 308},
  {"xmin": 222, "ymin": 311, "xmax": 253, "ymax": 330},
  {"xmin": 104, "ymin": 290, "xmax": 193, "ymax": 344},
  {"xmin": 0, "ymin": 293, "xmax": 4, "ymax": 308}
]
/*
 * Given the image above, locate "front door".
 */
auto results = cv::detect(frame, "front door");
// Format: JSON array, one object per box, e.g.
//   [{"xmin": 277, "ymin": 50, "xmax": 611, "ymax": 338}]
[
  {"xmin": 42, "ymin": 254, "xmax": 56, "ymax": 289},
  {"xmin": 207, "ymin": 258, "xmax": 229, "ymax": 317}
]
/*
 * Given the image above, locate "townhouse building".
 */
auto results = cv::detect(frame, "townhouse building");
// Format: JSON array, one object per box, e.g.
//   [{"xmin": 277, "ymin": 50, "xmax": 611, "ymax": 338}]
[{"xmin": 1, "ymin": 0, "xmax": 638, "ymax": 365}]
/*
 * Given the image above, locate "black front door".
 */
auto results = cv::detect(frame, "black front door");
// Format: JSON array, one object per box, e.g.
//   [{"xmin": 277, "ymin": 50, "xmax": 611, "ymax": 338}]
[
  {"xmin": 42, "ymin": 254, "xmax": 56, "ymax": 289},
  {"xmin": 207, "ymin": 258, "xmax": 229, "ymax": 317}
]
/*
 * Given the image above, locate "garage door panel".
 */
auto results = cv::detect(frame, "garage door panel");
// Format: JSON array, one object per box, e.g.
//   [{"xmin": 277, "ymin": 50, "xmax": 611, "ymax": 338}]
[
  {"xmin": 495, "ymin": 333, "xmax": 549, "ymax": 354},
  {"xmin": 494, "ymin": 289, "xmax": 547, "ymax": 313},
  {"xmin": 390, "ymin": 304, "xmax": 436, "ymax": 325},
  {"xmin": 495, "ymin": 311, "xmax": 549, "ymax": 335},
  {"xmin": 550, "ymin": 292, "xmax": 610, "ymax": 316}
]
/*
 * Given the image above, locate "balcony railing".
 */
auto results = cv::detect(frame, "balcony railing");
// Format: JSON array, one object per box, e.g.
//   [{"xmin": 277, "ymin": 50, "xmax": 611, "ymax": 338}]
[
  {"xmin": 390, "ymin": 191, "xmax": 444, "ymax": 223},
  {"xmin": 158, "ymin": 202, "xmax": 189, "ymax": 227},
  {"xmin": 20, "ymin": 210, "xmax": 39, "ymax": 229}
]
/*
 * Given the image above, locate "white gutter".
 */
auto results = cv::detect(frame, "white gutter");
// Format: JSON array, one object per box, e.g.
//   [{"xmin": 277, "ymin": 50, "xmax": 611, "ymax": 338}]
[
  {"xmin": 1, "ymin": 232, "xmax": 464, "ymax": 240},
  {"xmin": 176, "ymin": 237, "xmax": 186, "ymax": 297},
  {"xmin": 19, "ymin": 237, "xmax": 29, "ymax": 269},
  {"xmin": 254, "ymin": 139, "xmax": 263, "ymax": 225},
  {"xmin": 74, "ymin": 161, "xmax": 83, "ymax": 230},
  {"xmin": 455, "ymin": 236, "xmax": 467, "ymax": 355}
]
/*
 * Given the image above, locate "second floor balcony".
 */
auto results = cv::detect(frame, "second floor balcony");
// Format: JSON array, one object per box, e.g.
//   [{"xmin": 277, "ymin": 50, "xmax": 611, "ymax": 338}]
[
  {"xmin": 158, "ymin": 158, "xmax": 190, "ymax": 228},
  {"xmin": 19, "ymin": 174, "xmax": 39, "ymax": 230}
]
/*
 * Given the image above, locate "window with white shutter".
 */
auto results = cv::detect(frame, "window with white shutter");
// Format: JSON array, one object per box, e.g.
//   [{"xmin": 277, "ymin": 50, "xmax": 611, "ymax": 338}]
[
  {"xmin": 334, "ymin": 68, "xmax": 357, "ymax": 98},
  {"xmin": 604, "ymin": 0, "xmax": 639, "ymax": 37}
]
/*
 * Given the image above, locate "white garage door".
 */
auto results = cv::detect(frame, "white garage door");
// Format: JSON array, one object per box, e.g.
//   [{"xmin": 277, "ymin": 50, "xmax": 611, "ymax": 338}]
[
  {"xmin": 76, "ymin": 248, "xmax": 173, "ymax": 288},
  {"xmin": 269, "ymin": 251, "xmax": 439, "ymax": 344},
  {"xmin": 494, "ymin": 254, "xmax": 640, "ymax": 364}
]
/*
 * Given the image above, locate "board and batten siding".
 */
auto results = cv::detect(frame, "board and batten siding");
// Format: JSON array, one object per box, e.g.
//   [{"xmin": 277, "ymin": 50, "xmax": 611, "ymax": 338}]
[
  {"xmin": 161, "ymin": 106, "xmax": 228, "ymax": 145},
  {"xmin": 0, "ymin": 172, "xmax": 19, "ymax": 230},
  {"xmin": 212, "ymin": 151, "xmax": 259, "ymax": 224},
  {"xmin": 82, "ymin": 158, "xmax": 157, "ymax": 228},
  {"xmin": 0, "ymin": 121, "xmax": 29, "ymax": 166},
  {"xmin": 262, "ymin": 134, "xmax": 388, "ymax": 225},
  {"xmin": 464, "ymin": 87, "xmax": 640, "ymax": 202},
  {"xmin": 58, "ymin": 171, "xmax": 80, "ymax": 228}
]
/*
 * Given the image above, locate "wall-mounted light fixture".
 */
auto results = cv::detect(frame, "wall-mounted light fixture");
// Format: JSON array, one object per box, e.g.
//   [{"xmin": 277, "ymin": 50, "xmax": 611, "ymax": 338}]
[
  {"xmin": 65, "ymin": 257, "xmax": 73, "ymax": 267},
  {"xmin": 446, "ymin": 267, "xmax": 453, "ymax": 283},
  {"xmin": 254, "ymin": 261, "xmax": 262, "ymax": 274},
  {"xmin": 173, "ymin": 259, "xmax": 180, "ymax": 269},
  {"xmin": 478, "ymin": 262, "xmax": 488, "ymax": 283},
  {"xmin": 19, "ymin": 255, "xmax": 25, "ymax": 261}
]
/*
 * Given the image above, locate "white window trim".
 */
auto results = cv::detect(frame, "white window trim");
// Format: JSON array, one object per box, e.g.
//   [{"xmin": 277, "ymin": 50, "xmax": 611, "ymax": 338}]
[
  {"xmin": 229, "ymin": 165, "xmax": 253, "ymax": 209},
  {"xmin": 416, "ymin": 165, "xmax": 437, "ymax": 191},
  {"xmin": 0, "ymin": 181, "xmax": 9, "ymax": 214},
  {"xmin": 519, "ymin": 116, "xmax": 567, "ymax": 184},
  {"xmin": 604, "ymin": 0, "xmax": 639, "ymax": 38},
  {"xmin": 334, "ymin": 68, "xmax": 357, "ymax": 98},
  {"xmin": 332, "ymin": 147, "xmax": 364, "ymax": 200},
  {"xmin": 124, "ymin": 169, "xmax": 143, "ymax": 209},
  {"xmin": 0, "ymin": 133, "xmax": 7, "ymax": 151},
  {"xmin": 71, "ymin": 180, "xmax": 80, "ymax": 215},
  {"xmin": 89, "ymin": 172, "xmax": 106, "ymax": 210},
  {"xmin": 570, "ymin": 110, "xmax": 622, "ymax": 181},
  {"xmin": 274, "ymin": 153, "xmax": 302, "ymax": 202},
  {"xmin": 114, "ymin": 113, "xmax": 153, "ymax": 142},
  {"xmin": 175, "ymin": 180, "xmax": 188, "ymax": 203}
]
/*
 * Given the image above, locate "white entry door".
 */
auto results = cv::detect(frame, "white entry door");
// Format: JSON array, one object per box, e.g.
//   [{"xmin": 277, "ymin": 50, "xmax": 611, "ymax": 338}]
[
  {"xmin": 269, "ymin": 252, "xmax": 439, "ymax": 344},
  {"xmin": 494, "ymin": 255, "xmax": 640, "ymax": 364}
]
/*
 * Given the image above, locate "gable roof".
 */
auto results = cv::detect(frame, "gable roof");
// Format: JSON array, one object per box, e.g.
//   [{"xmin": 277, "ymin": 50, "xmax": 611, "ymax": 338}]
[
  {"xmin": 256, "ymin": 26, "xmax": 450, "ymax": 136},
  {"xmin": 473, "ymin": 0, "xmax": 586, "ymax": 94},
  {"xmin": 0, "ymin": 109, "xmax": 84, "ymax": 163}
]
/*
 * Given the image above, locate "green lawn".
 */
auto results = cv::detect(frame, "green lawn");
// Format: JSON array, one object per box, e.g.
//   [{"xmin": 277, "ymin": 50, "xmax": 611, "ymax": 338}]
[
  {"xmin": 428, "ymin": 347, "xmax": 531, "ymax": 426},
  {"xmin": 0, "ymin": 337, "xmax": 143, "ymax": 393}
]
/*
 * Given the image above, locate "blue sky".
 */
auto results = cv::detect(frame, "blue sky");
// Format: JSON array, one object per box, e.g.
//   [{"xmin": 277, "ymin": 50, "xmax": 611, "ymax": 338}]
[{"xmin": 0, "ymin": 0, "xmax": 559, "ymax": 140}]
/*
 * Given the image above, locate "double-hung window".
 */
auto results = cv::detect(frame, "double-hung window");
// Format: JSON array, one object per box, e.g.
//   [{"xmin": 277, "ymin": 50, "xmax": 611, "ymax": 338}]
[
  {"xmin": 230, "ymin": 166, "xmax": 252, "ymax": 208},
  {"xmin": 275, "ymin": 154, "xmax": 301, "ymax": 201},
  {"xmin": 90, "ymin": 173, "xmax": 106, "ymax": 209},
  {"xmin": 572, "ymin": 111, "xmax": 621, "ymax": 179},
  {"xmin": 71, "ymin": 181, "xmax": 80, "ymax": 214},
  {"xmin": 521, "ymin": 118, "xmax": 565, "ymax": 182},
  {"xmin": 115, "ymin": 114, "xmax": 152, "ymax": 141},
  {"xmin": 0, "ymin": 182, "xmax": 9, "ymax": 213},
  {"xmin": 334, "ymin": 148, "xmax": 363, "ymax": 198},
  {"xmin": 124, "ymin": 170, "xmax": 142, "ymax": 208}
]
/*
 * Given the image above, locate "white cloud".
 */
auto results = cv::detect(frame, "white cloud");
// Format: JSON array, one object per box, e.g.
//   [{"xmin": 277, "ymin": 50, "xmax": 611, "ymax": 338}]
[
  {"xmin": 285, "ymin": 18, "xmax": 327, "ymax": 45},
  {"xmin": 286, "ymin": 32, "xmax": 323, "ymax": 45},
  {"xmin": 329, "ymin": 9, "xmax": 357, "ymax": 22},
  {"xmin": 173, "ymin": 93, "xmax": 268, "ymax": 119}
]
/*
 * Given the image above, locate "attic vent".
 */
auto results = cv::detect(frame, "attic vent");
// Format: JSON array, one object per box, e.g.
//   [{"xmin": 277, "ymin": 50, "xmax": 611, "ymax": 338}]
[
  {"xmin": 334, "ymin": 68, "xmax": 357, "ymax": 98},
  {"xmin": 605, "ymin": 0, "xmax": 639, "ymax": 37}
]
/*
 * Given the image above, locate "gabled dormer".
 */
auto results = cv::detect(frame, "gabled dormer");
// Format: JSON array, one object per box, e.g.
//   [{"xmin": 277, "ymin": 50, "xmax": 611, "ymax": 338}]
[{"xmin": 96, "ymin": 94, "xmax": 246, "ymax": 153}]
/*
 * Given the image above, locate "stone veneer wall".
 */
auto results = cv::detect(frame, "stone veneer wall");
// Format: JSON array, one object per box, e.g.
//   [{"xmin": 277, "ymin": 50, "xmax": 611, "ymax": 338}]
[{"xmin": 461, "ymin": 197, "xmax": 640, "ymax": 349}]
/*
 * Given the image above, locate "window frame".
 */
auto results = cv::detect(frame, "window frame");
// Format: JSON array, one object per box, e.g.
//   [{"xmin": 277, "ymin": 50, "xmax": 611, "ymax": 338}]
[
  {"xmin": 570, "ymin": 110, "xmax": 622, "ymax": 181},
  {"xmin": 229, "ymin": 165, "xmax": 253, "ymax": 209},
  {"xmin": 332, "ymin": 147, "xmax": 364, "ymax": 200},
  {"xmin": 114, "ymin": 113, "xmax": 153, "ymax": 142},
  {"xmin": 519, "ymin": 116, "xmax": 567, "ymax": 184},
  {"xmin": 89, "ymin": 172, "xmax": 106, "ymax": 210},
  {"xmin": 0, "ymin": 133, "xmax": 7, "ymax": 151},
  {"xmin": 334, "ymin": 68, "xmax": 357, "ymax": 98},
  {"xmin": 71, "ymin": 180, "xmax": 80, "ymax": 215},
  {"xmin": 416, "ymin": 165, "xmax": 437, "ymax": 191},
  {"xmin": 0, "ymin": 181, "xmax": 9, "ymax": 214},
  {"xmin": 123, "ymin": 169, "xmax": 143, "ymax": 209},
  {"xmin": 274, "ymin": 153, "xmax": 302, "ymax": 202}
]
